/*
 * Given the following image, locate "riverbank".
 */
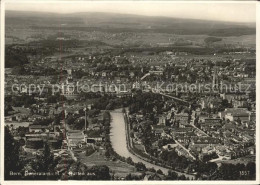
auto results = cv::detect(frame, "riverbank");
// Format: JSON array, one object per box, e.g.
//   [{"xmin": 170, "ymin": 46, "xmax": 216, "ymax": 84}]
[
  {"xmin": 123, "ymin": 111, "xmax": 195, "ymax": 179},
  {"xmin": 110, "ymin": 109, "xmax": 195, "ymax": 179}
]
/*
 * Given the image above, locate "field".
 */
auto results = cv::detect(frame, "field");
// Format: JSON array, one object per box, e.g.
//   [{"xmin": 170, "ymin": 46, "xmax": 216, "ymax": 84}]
[
  {"xmin": 5, "ymin": 11, "xmax": 256, "ymax": 49},
  {"xmin": 216, "ymin": 155, "xmax": 255, "ymax": 165},
  {"xmin": 77, "ymin": 150, "xmax": 138, "ymax": 177}
]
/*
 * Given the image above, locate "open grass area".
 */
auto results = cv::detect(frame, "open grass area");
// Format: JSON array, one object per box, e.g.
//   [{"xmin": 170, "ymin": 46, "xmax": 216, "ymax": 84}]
[
  {"xmin": 133, "ymin": 143, "xmax": 146, "ymax": 153},
  {"xmin": 77, "ymin": 150, "xmax": 138, "ymax": 177},
  {"xmin": 216, "ymin": 155, "xmax": 255, "ymax": 165}
]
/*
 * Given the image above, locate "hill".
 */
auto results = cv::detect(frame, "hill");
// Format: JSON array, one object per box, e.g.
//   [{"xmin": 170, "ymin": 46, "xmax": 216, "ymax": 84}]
[{"xmin": 6, "ymin": 11, "xmax": 255, "ymax": 36}]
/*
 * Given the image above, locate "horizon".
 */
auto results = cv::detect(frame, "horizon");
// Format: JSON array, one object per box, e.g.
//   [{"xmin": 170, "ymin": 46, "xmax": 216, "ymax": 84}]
[
  {"xmin": 5, "ymin": 2, "xmax": 256, "ymax": 23},
  {"xmin": 5, "ymin": 10, "xmax": 256, "ymax": 26}
]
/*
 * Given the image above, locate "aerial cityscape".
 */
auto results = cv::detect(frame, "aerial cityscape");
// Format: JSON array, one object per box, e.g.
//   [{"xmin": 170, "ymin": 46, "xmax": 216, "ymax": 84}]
[{"xmin": 4, "ymin": 2, "xmax": 256, "ymax": 181}]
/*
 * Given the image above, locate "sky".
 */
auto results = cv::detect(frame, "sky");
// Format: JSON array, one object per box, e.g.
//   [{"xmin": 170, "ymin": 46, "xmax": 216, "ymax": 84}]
[{"xmin": 5, "ymin": 1, "xmax": 256, "ymax": 23}]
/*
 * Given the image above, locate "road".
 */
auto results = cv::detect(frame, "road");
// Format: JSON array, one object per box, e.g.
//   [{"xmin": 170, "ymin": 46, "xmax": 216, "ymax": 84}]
[{"xmin": 174, "ymin": 140, "xmax": 196, "ymax": 161}]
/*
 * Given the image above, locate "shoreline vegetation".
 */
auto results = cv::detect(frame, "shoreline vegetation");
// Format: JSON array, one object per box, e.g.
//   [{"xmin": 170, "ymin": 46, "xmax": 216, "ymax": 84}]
[
  {"xmin": 106, "ymin": 108, "xmax": 193, "ymax": 180},
  {"xmin": 123, "ymin": 109, "xmax": 194, "ymax": 179}
]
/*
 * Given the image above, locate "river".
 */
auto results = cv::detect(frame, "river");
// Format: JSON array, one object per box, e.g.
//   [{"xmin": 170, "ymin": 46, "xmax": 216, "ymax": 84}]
[{"xmin": 110, "ymin": 109, "xmax": 194, "ymax": 179}]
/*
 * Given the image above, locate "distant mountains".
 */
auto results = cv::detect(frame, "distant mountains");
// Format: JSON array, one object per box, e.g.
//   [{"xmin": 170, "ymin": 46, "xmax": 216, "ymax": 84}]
[{"xmin": 6, "ymin": 11, "xmax": 255, "ymax": 36}]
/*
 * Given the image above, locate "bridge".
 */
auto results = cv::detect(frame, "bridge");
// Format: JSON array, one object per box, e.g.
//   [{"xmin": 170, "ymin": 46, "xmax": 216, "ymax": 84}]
[{"xmin": 158, "ymin": 92, "xmax": 189, "ymax": 105}]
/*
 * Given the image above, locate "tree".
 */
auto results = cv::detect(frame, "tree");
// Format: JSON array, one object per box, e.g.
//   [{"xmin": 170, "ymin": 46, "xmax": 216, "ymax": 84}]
[
  {"xmin": 221, "ymin": 99, "xmax": 230, "ymax": 108},
  {"xmin": 4, "ymin": 103, "xmax": 13, "ymax": 116},
  {"xmin": 216, "ymin": 163, "xmax": 245, "ymax": 180},
  {"xmin": 135, "ymin": 162, "xmax": 147, "ymax": 171},
  {"xmin": 178, "ymin": 174, "xmax": 187, "ymax": 180},
  {"xmin": 73, "ymin": 119, "xmax": 86, "ymax": 130},
  {"xmin": 125, "ymin": 173, "xmax": 133, "ymax": 180},
  {"xmin": 38, "ymin": 142, "xmax": 54, "ymax": 172},
  {"xmin": 148, "ymin": 167, "xmax": 156, "ymax": 173},
  {"xmin": 130, "ymin": 131, "xmax": 134, "ymax": 138},
  {"xmin": 66, "ymin": 115, "xmax": 76, "ymax": 125},
  {"xmin": 166, "ymin": 170, "xmax": 178, "ymax": 180},
  {"xmin": 88, "ymin": 165, "xmax": 111, "ymax": 180},
  {"xmin": 103, "ymin": 111, "xmax": 111, "ymax": 121},
  {"xmin": 67, "ymin": 161, "xmax": 88, "ymax": 180},
  {"xmin": 105, "ymin": 150, "xmax": 110, "ymax": 158},
  {"xmin": 5, "ymin": 126, "xmax": 22, "ymax": 180},
  {"xmin": 157, "ymin": 169, "xmax": 163, "ymax": 175},
  {"xmin": 236, "ymin": 117, "xmax": 242, "ymax": 125},
  {"xmin": 202, "ymin": 152, "xmax": 218, "ymax": 162},
  {"xmin": 54, "ymin": 115, "xmax": 61, "ymax": 125},
  {"xmin": 126, "ymin": 157, "xmax": 134, "ymax": 165}
]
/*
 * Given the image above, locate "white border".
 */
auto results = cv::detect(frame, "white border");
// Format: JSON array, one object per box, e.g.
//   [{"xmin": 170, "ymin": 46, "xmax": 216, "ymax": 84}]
[
  {"xmin": 0, "ymin": 1, "xmax": 259, "ymax": 185},
  {"xmin": 255, "ymin": 1, "xmax": 260, "ymax": 185},
  {"xmin": 0, "ymin": 0, "xmax": 5, "ymax": 183}
]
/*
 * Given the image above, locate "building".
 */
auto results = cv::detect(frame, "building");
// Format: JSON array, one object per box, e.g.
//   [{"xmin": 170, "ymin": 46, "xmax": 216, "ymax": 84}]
[
  {"xmin": 219, "ymin": 108, "xmax": 250, "ymax": 122},
  {"xmin": 189, "ymin": 137, "xmax": 220, "ymax": 152},
  {"xmin": 29, "ymin": 124, "xmax": 48, "ymax": 133},
  {"xmin": 66, "ymin": 130, "xmax": 85, "ymax": 149}
]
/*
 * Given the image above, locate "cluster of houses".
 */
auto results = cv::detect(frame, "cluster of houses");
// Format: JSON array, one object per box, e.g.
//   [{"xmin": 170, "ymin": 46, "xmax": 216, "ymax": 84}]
[
  {"xmin": 128, "ymin": 93, "xmax": 256, "ymax": 163},
  {"xmin": 5, "ymin": 100, "xmax": 106, "ymax": 162}
]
